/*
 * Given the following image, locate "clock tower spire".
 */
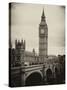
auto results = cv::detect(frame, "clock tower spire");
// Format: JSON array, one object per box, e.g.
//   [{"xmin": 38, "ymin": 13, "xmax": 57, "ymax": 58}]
[
  {"xmin": 39, "ymin": 9, "xmax": 48, "ymax": 63},
  {"xmin": 41, "ymin": 8, "xmax": 45, "ymax": 21}
]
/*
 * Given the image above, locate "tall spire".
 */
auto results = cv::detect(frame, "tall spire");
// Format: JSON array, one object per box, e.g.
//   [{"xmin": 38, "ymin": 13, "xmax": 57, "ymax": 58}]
[
  {"xmin": 42, "ymin": 8, "xmax": 45, "ymax": 17},
  {"xmin": 41, "ymin": 8, "xmax": 45, "ymax": 21},
  {"xmin": 23, "ymin": 40, "xmax": 26, "ymax": 49}
]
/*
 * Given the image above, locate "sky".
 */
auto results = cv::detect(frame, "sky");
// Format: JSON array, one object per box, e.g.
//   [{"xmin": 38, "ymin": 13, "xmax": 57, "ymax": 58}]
[{"xmin": 11, "ymin": 3, "xmax": 65, "ymax": 55}]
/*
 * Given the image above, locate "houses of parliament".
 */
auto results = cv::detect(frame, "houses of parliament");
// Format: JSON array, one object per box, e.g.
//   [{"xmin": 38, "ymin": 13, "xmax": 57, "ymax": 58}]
[{"xmin": 10, "ymin": 9, "xmax": 48, "ymax": 67}]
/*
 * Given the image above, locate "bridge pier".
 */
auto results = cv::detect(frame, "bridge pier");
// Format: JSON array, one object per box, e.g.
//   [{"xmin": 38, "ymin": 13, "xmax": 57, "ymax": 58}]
[
  {"xmin": 20, "ymin": 66, "xmax": 26, "ymax": 86},
  {"xmin": 42, "ymin": 64, "xmax": 45, "ymax": 81},
  {"xmin": 21, "ymin": 72, "xmax": 25, "ymax": 86}
]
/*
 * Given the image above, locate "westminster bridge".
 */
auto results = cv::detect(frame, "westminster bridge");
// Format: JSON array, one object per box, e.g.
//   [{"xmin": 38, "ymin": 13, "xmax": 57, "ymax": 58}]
[{"xmin": 10, "ymin": 61, "xmax": 63, "ymax": 87}]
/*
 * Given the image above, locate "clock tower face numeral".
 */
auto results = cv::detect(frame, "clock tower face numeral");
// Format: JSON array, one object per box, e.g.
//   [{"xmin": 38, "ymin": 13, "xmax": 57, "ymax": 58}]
[{"xmin": 41, "ymin": 29, "xmax": 44, "ymax": 34}]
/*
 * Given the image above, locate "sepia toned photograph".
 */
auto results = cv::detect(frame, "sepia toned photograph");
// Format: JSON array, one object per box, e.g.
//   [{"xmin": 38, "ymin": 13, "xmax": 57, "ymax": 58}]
[{"xmin": 9, "ymin": 3, "xmax": 65, "ymax": 87}]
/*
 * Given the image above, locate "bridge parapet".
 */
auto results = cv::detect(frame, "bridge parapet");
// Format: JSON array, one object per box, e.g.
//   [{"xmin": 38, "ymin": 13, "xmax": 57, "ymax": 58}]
[
  {"xmin": 11, "ymin": 64, "xmax": 44, "ymax": 74},
  {"xmin": 24, "ymin": 64, "xmax": 43, "ymax": 71}
]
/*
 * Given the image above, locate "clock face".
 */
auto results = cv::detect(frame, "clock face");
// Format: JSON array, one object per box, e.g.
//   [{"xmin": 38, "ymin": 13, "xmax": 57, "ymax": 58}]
[{"xmin": 41, "ymin": 29, "xmax": 44, "ymax": 34}]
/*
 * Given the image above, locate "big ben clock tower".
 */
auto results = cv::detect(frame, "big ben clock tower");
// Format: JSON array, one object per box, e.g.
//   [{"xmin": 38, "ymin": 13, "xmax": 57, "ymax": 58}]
[{"xmin": 39, "ymin": 9, "xmax": 48, "ymax": 62}]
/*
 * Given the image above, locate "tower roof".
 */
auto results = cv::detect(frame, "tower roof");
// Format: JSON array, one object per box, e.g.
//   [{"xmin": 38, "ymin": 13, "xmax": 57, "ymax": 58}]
[
  {"xmin": 42, "ymin": 8, "xmax": 45, "ymax": 18},
  {"xmin": 41, "ymin": 8, "xmax": 45, "ymax": 22}
]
